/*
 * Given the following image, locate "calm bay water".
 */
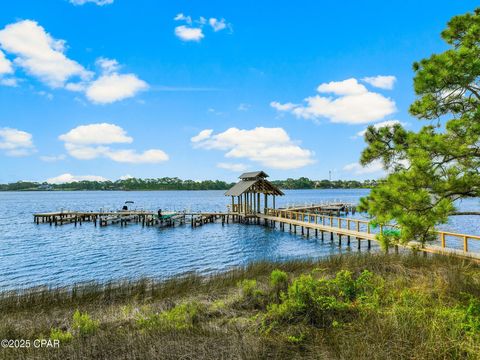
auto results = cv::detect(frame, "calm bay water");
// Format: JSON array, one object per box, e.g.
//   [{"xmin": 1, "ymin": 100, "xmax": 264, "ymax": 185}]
[{"xmin": 0, "ymin": 189, "xmax": 478, "ymax": 291}]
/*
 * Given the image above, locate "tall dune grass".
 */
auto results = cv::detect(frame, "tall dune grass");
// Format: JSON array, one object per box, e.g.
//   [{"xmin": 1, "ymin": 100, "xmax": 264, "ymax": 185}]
[{"xmin": 0, "ymin": 253, "xmax": 479, "ymax": 359}]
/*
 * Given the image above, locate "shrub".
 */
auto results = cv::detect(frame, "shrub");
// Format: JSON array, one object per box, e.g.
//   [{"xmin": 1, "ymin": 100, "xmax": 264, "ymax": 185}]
[
  {"xmin": 270, "ymin": 269, "xmax": 289, "ymax": 301},
  {"xmin": 49, "ymin": 328, "xmax": 73, "ymax": 343},
  {"xmin": 265, "ymin": 270, "xmax": 378, "ymax": 329},
  {"xmin": 237, "ymin": 279, "xmax": 265, "ymax": 309},
  {"xmin": 462, "ymin": 296, "xmax": 480, "ymax": 335},
  {"xmin": 333, "ymin": 270, "xmax": 356, "ymax": 301},
  {"xmin": 72, "ymin": 310, "xmax": 99, "ymax": 336},
  {"xmin": 265, "ymin": 274, "xmax": 350, "ymax": 328},
  {"xmin": 137, "ymin": 302, "xmax": 202, "ymax": 331}
]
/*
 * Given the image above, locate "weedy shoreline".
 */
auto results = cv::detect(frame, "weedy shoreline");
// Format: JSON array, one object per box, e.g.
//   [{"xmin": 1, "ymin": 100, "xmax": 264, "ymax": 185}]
[{"xmin": 1, "ymin": 253, "xmax": 479, "ymax": 360}]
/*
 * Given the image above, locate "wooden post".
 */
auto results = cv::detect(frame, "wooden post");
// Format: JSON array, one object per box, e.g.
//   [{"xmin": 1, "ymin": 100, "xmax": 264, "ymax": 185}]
[
  {"xmin": 273, "ymin": 195, "xmax": 276, "ymax": 209},
  {"xmin": 464, "ymin": 236, "xmax": 468, "ymax": 252},
  {"xmin": 264, "ymin": 194, "xmax": 268, "ymax": 214},
  {"xmin": 251, "ymin": 192, "xmax": 254, "ymax": 213},
  {"xmin": 441, "ymin": 233, "xmax": 446, "ymax": 248},
  {"xmin": 231, "ymin": 196, "xmax": 234, "ymax": 213}
]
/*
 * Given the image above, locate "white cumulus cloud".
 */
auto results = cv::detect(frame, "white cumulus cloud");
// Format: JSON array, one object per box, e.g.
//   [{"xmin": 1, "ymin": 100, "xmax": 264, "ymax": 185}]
[
  {"xmin": 86, "ymin": 73, "xmax": 148, "ymax": 104},
  {"xmin": 174, "ymin": 13, "xmax": 192, "ymax": 24},
  {"xmin": 209, "ymin": 18, "xmax": 227, "ymax": 32},
  {"xmin": 59, "ymin": 123, "xmax": 133, "ymax": 145},
  {"xmin": 317, "ymin": 78, "xmax": 367, "ymax": 95},
  {"xmin": 270, "ymin": 101, "xmax": 297, "ymax": 111},
  {"xmin": 174, "ymin": 14, "xmax": 230, "ymax": 41},
  {"xmin": 59, "ymin": 123, "xmax": 169, "ymax": 164},
  {"xmin": 47, "ymin": 173, "xmax": 109, "ymax": 184},
  {"xmin": 0, "ymin": 127, "xmax": 35, "ymax": 156},
  {"xmin": 191, "ymin": 127, "xmax": 315, "ymax": 170},
  {"xmin": 0, "ymin": 20, "xmax": 92, "ymax": 88},
  {"xmin": 0, "ymin": 49, "xmax": 13, "ymax": 75},
  {"xmin": 191, "ymin": 129, "xmax": 213, "ymax": 142},
  {"xmin": 362, "ymin": 75, "xmax": 396, "ymax": 90},
  {"xmin": 0, "ymin": 21, "xmax": 147, "ymax": 104},
  {"xmin": 271, "ymin": 78, "xmax": 396, "ymax": 124},
  {"xmin": 96, "ymin": 57, "xmax": 120, "ymax": 74},
  {"xmin": 174, "ymin": 26, "xmax": 204, "ymax": 42}
]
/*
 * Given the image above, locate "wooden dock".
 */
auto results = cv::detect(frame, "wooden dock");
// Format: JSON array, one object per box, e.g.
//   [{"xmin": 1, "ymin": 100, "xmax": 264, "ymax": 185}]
[
  {"xmin": 259, "ymin": 208, "xmax": 480, "ymax": 261},
  {"xmin": 32, "ymin": 201, "xmax": 480, "ymax": 261},
  {"xmin": 33, "ymin": 210, "xmax": 186, "ymax": 228},
  {"xmin": 282, "ymin": 202, "xmax": 357, "ymax": 216}
]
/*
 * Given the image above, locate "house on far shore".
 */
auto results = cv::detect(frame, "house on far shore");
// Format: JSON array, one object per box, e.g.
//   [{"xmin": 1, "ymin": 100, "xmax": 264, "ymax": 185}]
[
  {"xmin": 225, "ymin": 171, "xmax": 284, "ymax": 215},
  {"xmin": 38, "ymin": 183, "xmax": 53, "ymax": 191}
]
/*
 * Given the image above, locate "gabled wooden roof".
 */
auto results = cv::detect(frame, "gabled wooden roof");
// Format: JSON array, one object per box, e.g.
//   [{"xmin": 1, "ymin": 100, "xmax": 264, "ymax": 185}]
[
  {"xmin": 225, "ymin": 177, "xmax": 284, "ymax": 197},
  {"xmin": 239, "ymin": 171, "xmax": 269, "ymax": 180}
]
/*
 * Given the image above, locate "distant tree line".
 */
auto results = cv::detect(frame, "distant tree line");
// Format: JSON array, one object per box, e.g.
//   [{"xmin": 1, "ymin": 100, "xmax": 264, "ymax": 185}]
[
  {"xmin": 0, "ymin": 177, "xmax": 378, "ymax": 191},
  {"xmin": 271, "ymin": 177, "xmax": 378, "ymax": 189}
]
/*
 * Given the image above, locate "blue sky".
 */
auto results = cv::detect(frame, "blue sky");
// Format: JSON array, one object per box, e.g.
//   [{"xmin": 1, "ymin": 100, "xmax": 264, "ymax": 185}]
[{"xmin": 0, "ymin": 0, "xmax": 477, "ymax": 183}]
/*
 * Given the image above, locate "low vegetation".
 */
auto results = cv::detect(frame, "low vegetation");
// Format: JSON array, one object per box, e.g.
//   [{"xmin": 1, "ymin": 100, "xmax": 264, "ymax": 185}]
[{"xmin": 0, "ymin": 253, "xmax": 479, "ymax": 359}]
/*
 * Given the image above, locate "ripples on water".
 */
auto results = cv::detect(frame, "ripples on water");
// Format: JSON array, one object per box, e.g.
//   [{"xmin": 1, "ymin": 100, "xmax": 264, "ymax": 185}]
[{"xmin": 0, "ymin": 189, "xmax": 478, "ymax": 290}]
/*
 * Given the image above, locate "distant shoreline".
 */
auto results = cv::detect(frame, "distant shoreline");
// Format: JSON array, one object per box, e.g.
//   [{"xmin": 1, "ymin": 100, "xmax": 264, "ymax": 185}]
[
  {"xmin": 0, "ymin": 187, "xmax": 373, "ymax": 192},
  {"xmin": 0, "ymin": 177, "xmax": 377, "ymax": 192}
]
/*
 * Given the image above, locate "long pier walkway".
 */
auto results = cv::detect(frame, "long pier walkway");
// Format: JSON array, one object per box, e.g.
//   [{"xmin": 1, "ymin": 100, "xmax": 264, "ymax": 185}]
[
  {"xmin": 33, "ymin": 204, "xmax": 480, "ymax": 261},
  {"xmin": 259, "ymin": 208, "xmax": 480, "ymax": 261}
]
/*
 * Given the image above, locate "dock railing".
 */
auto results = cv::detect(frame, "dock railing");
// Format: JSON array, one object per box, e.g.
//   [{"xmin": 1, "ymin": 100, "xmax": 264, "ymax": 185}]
[{"xmin": 265, "ymin": 208, "xmax": 480, "ymax": 255}]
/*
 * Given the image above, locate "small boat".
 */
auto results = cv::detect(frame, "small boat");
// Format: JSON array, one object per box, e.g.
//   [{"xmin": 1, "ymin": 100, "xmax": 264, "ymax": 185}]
[{"xmin": 122, "ymin": 201, "xmax": 135, "ymax": 211}]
